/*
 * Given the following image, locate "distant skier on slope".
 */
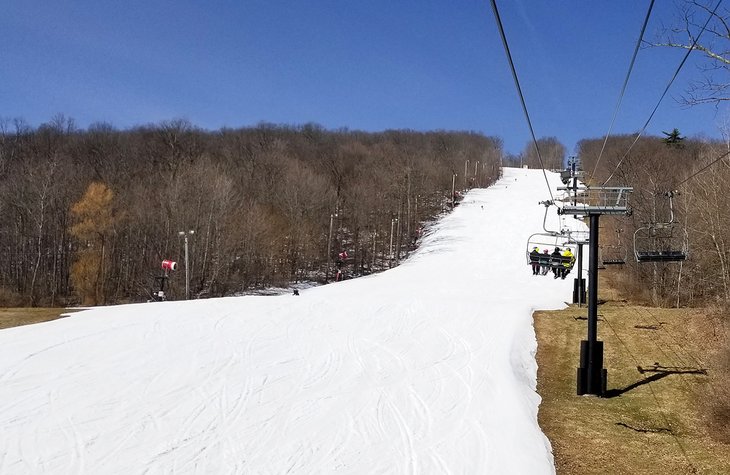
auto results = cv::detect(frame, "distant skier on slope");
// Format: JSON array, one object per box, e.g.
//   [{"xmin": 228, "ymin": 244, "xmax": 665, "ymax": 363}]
[{"xmin": 336, "ymin": 250, "xmax": 348, "ymax": 281}]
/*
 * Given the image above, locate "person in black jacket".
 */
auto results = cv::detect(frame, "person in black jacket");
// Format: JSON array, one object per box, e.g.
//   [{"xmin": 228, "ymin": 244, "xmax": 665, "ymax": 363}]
[
  {"xmin": 540, "ymin": 248, "xmax": 551, "ymax": 275},
  {"xmin": 551, "ymin": 247, "xmax": 563, "ymax": 279},
  {"xmin": 529, "ymin": 247, "xmax": 541, "ymax": 275}
]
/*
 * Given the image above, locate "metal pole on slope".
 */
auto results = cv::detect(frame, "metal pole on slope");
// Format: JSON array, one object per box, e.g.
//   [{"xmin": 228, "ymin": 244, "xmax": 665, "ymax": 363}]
[
  {"xmin": 178, "ymin": 230, "xmax": 194, "ymax": 300},
  {"xmin": 569, "ymin": 161, "xmax": 586, "ymax": 305},
  {"xmin": 574, "ymin": 244, "xmax": 586, "ymax": 306},
  {"xmin": 562, "ymin": 183, "xmax": 631, "ymax": 397},
  {"xmin": 389, "ymin": 218, "xmax": 397, "ymax": 267},
  {"xmin": 372, "ymin": 231, "xmax": 376, "ymax": 270},
  {"xmin": 577, "ymin": 214, "xmax": 606, "ymax": 396},
  {"xmin": 451, "ymin": 174, "xmax": 456, "ymax": 208},
  {"xmin": 326, "ymin": 213, "xmax": 335, "ymax": 282}
]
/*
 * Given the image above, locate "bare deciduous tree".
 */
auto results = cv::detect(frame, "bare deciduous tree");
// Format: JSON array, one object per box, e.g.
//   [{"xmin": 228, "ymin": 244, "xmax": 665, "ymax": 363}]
[{"xmin": 651, "ymin": 0, "xmax": 730, "ymax": 106}]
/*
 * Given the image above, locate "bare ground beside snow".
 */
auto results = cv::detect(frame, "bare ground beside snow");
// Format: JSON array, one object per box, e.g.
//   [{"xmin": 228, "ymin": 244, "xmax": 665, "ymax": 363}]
[{"xmin": 536, "ymin": 271, "xmax": 730, "ymax": 474}]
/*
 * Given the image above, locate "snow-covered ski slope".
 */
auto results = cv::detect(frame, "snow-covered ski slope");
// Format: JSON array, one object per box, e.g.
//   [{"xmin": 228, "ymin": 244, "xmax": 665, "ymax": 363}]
[{"xmin": 0, "ymin": 167, "xmax": 584, "ymax": 474}]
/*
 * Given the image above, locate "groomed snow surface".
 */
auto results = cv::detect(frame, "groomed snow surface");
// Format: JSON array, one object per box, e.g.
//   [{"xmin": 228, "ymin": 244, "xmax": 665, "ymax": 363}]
[{"xmin": 0, "ymin": 168, "xmax": 584, "ymax": 474}]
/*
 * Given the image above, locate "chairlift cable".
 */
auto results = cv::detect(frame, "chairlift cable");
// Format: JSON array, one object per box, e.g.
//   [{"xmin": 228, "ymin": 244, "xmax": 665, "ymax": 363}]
[
  {"xmin": 639, "ymin": 307, "xmax": 703, "ymax": 372},
  {"xmin": 599, "ymin": 315, "xmax": 657, "ymax": 455},
  {"xmin": 589, "ymin": 0, "xmax": 656, "ymax": 184},
  {"xmin": 639, "ymin": 306, "xmax": 722, "ymax": 399},
  {"xmin": 603, "ymin": 311, "xmax": 697, "ymax": 470},
  {"xmin": 489, "ymin": 0, "xmax": 555, "ymax": 202},
  {"xmin": 675, "ymin": 148, "xmax": 730, "ymax": 188},
  {"xmin": 632, "ymin": 306, "xmax": 719, "ymax": 455},
  {"xmin": 601, "ymin": 0, "xmax": 722, "ymax": 186}
]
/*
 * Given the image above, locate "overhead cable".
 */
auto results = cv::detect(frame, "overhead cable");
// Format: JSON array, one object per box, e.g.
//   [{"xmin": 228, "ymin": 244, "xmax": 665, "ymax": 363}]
[
  {"xmin": 676, "ymin": 147, "xmax": 730, "ymax": 188},
  {"xmin": 589, "ymin": 0, "xmax": 656, "ymax": 184},
  {"xmin": 489, "ymin": 0, "xmax": 555, "ymax": 202},
  {"xmin": 601, "ymin": 0, "xmax": 723, "ymax": 186}
]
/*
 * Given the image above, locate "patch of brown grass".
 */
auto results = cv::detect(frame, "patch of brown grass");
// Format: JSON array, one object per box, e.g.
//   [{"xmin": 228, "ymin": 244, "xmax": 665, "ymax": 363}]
[
  {"xmin": 700, "ymin": 307, "xmax": 730, "ymax": 444},
  {"xmin": 0, "ymin": 307, "xmax": 78, "ymax": 330},
  {"xmin": 536, "ymin": 271, "xmax": 730, "ymax": 474}
]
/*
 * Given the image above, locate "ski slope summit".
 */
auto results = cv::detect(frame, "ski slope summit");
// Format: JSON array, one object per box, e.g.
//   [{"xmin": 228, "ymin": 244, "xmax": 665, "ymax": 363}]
[{"xmin": 0, "ymin": 167, "xmax": 582, "ymax": 474}]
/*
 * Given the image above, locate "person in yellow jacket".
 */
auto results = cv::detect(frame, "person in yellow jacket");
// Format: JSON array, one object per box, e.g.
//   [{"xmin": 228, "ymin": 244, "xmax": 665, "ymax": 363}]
[{"xmin": 560, "ymin": 248, "xmax": 575, "ymax": 279}]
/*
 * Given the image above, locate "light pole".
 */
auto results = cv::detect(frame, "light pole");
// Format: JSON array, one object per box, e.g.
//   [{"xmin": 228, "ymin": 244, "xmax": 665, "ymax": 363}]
[
  {"xmin": 389, "ymin": 218, "xmax": 398, "ymax": 266},
  {"xmin": 178, "ymin": 230, "xmax": 194, "ymax": 300},
  {"xmin": 371, "ymin": 231, "xmax": 377, "ymax": 270},
  {"xmin": 451, "ymin": 173, "xmax": 457, "ymax": 208},
  {"xmin": 326, "ymin": 213, "xmax": 337, "ymax": 282}
]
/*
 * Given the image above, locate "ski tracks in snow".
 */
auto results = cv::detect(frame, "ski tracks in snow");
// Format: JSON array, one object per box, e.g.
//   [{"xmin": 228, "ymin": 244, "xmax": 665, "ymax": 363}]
[{"xmin": 0, "ymin": 169, "xmax": 568, "ymax": 474}]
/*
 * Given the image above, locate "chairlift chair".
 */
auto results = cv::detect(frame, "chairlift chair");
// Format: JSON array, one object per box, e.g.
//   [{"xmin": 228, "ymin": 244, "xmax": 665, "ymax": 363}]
[
  {"xmin": 601, "ymin": 249, "xmax": 627, "ymax": 266},
  {"xmin": 526, "ymin": 233, "xmax": 571, "ymax": 262},
  {"xmin": 601, "ymin": 228, "xmax": 627, "ymax": 265},
  {"xmin": 526, "ymin": 232, "xmax": 577, "ymax": 274},
  {"xmin": 633, "ymin": 222, "xmax": 687, "ymax": 262},
  {"xmin": 633, "ymin": 191, "xmax": 688, "ymax": 263}
]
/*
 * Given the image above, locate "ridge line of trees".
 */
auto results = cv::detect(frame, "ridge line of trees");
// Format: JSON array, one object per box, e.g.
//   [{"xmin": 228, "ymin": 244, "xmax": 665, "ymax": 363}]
[{"xmin": 0, "ymin": 116, "xmax": 502, "ymax": 305}]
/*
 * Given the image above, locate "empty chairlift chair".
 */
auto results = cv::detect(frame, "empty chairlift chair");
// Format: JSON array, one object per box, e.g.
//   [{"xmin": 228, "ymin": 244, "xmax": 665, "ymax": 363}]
[
  {"xmin": 601, "ymin": 228, "xmax": 627, "ymax": 265},
  {"xmin": 633, "ymin": 191, "xmax": 688, "ymax": 263}
]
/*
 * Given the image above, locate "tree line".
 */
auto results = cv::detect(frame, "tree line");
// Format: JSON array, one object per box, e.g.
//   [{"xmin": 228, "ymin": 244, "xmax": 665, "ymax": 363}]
[
  {"xmin": 0, "ymin": 116, "xmax": 502, "ymax": 306},
  {"xmin": 578, "ymin": 133, "xmax": 730, "ymax": 308}
]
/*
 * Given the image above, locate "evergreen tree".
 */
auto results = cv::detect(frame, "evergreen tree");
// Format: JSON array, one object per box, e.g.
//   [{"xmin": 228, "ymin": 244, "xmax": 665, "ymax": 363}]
[{"xmin": 662, "ymin": 128, "xmax": 684, "ymax": 148}]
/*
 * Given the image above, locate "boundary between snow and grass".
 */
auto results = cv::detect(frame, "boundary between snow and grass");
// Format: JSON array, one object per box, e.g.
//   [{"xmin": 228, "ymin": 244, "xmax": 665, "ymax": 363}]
[
  {"xmin": 0, "ymin": 307, "xmax": 80, "ymax": 330},
  {"xmin": 535, "ymin": 270, "xmax": 730, "ymax": 474},
  {"xmin": 0, "ymin": 167, "xmax": 575, "ymax": 474}
]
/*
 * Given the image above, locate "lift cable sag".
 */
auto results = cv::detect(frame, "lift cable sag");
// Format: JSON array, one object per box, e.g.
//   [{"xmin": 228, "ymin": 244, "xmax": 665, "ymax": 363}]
[
  {"xmin": 601, "ymin": 0, "xmax": 723, "ymax": 186},
  {"xmin": 675, "ymin": 148, "xmax": 730, "ymax": 188},
  {"xmin": 589, "ymin": 0, "xmax": 656, "ymax": 184},
  {"xmin": 489, "ymin": 0, "xmax": 555, "ymax": 203}
]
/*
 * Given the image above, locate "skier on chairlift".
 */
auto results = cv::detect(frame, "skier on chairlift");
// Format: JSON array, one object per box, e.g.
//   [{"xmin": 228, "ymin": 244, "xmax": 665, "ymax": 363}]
[
  {"xmin": 540, "ymin": 248, "xmax": 551, "ymax": 275},
  {"xmin": 551, "ymin": 247, "xmax": 563, "ymax": 279},
  {"xmin": 529, "ymin": 246, "xmax": 541, "ymax": 275},
  {"xmin": 560, "ymin": 247, "xmax": 575, "ymax": 279}
]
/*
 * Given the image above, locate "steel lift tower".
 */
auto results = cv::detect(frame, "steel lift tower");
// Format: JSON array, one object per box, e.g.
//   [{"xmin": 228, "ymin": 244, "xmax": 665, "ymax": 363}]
[{"xmin": 559, "ymin": 180, "xmax": 632, "ymax": 396}]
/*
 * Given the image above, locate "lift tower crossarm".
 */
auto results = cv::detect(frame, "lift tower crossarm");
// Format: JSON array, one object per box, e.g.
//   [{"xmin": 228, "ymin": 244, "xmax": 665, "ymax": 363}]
[{"xmin": 558, "ymin": 186, "xmax": 633, "ymax": 216}]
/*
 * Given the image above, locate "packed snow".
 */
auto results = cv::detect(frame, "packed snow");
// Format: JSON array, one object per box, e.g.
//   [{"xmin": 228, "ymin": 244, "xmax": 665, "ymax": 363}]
[{"xmin": 0, "ymin": 167, "xmax": 585, "ymax": 474}]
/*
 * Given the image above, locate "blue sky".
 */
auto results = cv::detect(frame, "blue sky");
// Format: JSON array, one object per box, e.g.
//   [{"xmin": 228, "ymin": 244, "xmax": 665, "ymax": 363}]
[{"xmin": 2, "ymin": 0, "xmax": 727, "ymax": 156}]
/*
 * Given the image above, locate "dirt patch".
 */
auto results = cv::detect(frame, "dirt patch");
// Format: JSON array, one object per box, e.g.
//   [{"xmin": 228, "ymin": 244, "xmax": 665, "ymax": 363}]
[
  {"xmin": 536, "ymin": 272, "xmax": 730, "ymax": 474},
  {"xmin": 0, "ymin": 307, "xmax": 79, "ymax": 330}
]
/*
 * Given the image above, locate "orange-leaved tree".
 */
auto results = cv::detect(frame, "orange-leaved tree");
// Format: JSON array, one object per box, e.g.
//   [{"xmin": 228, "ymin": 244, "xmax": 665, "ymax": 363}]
[{"xmin": 69, "ymin": 182, "xmax": 121, "ymax": 305}]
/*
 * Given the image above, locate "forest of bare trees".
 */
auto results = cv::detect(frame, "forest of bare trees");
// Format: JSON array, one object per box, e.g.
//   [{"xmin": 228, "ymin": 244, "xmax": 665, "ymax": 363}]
[
  {"xmin": 4, "ymin": 111, "xmax": 730, "ymax": 312},
  {"xmin": 0, "ymin": 116, "xmax": 502, "ymax": 306},
  {"xmin": 521, "ymin": 137, "xmax": 566, "ymax": 170},
  {"xmin": 578, "ymin": 133, "xmax": 730, "ymax": 308}
]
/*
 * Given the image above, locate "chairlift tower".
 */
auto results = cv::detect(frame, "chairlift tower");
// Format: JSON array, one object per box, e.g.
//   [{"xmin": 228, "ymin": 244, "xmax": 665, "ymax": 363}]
[
  {"xmin": 566, "ymin": 230, "xmax": 589, "ymax": 305},
  {"xmin": 562, "ymin": 160, "xmax": 588, "ymax": 305},
  {"xmin": 559, "ymin": 180, "xmax": 632, "ymax": 396}
]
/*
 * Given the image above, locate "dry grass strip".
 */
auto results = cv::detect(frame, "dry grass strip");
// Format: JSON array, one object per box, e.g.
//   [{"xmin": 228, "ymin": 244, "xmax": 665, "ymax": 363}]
[
  {"xmin": 536, "ymin": 277, "xmax": 730, "ymax": 474},
  {"xmin": 0, "ymin": 307, "xmax": 76, "ymax": 330}
]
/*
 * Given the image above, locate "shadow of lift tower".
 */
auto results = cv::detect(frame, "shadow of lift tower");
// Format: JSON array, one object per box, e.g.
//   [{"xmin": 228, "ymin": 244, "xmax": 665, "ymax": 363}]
[{"xmin": 559, "ymin": 178, "xmax": 632, "ymax": 396}]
